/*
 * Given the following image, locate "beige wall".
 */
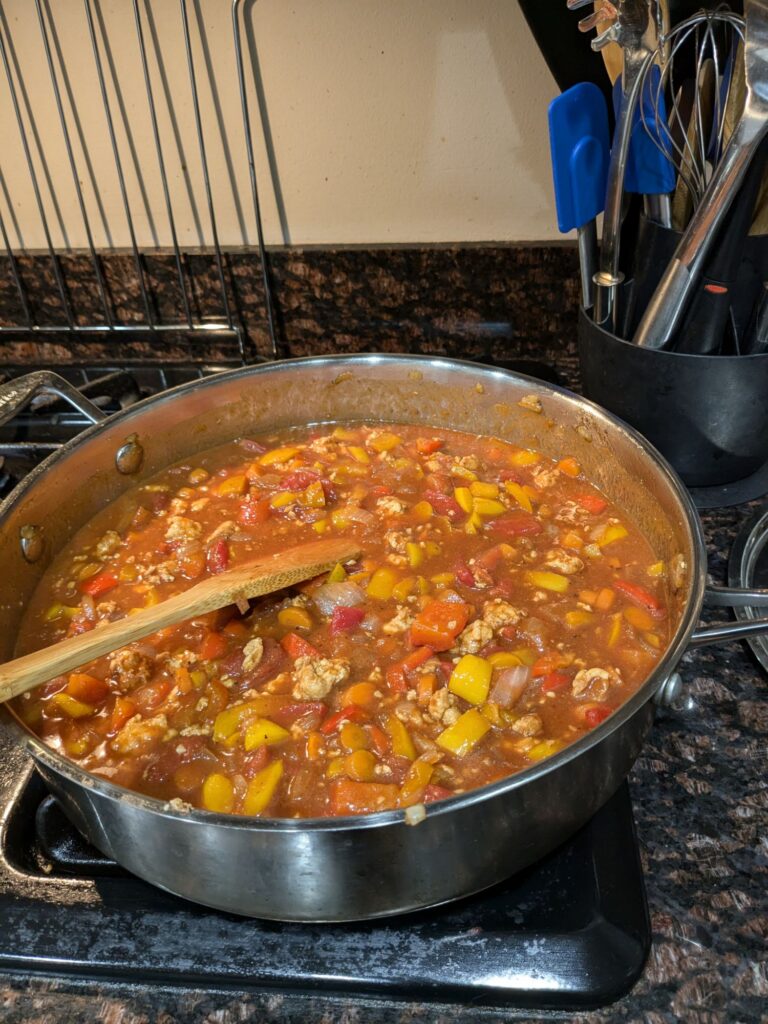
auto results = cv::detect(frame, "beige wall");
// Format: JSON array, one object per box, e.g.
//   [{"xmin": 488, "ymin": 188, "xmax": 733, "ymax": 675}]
[{"xmin": 0, "ymin": 0, "xmax": 561, "ymax": 251}]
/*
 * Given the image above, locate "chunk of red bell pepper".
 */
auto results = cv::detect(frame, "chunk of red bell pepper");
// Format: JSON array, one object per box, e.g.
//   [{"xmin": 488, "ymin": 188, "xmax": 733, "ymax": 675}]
[
  {"xmin": 80, "ymin": 571, "xmax": 118, "ymax": 597},
  {"xmin": 614, "ymin": 579, "xmax": 665, "ymax": 618},
  {"xmin": 575, "ymin": 493, "xmax": 608, "ymax": 515},
  {"xmin": 281, "ymin": 632, "xmax": 322, "ymax": 660},
  {"xmin": 320, "ymin": 704, "xmax": 368, "ymax": 735}
]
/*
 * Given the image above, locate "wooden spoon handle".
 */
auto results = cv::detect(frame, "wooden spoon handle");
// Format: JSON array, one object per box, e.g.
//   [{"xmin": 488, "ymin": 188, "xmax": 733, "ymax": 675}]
[{"xmin": 0, "ymin": 537, "xmax": 360, "ymax": 704}]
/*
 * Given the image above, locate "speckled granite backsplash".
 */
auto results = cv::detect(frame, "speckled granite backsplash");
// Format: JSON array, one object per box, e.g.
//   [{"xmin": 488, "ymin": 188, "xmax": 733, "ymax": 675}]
[
  {"xmin": 0, "ymin": 243, "xmax": 580, "ymax": 365},
  {"xmin": 0, "ymin": 243, "xmax": 765, "ymax": 1023}
]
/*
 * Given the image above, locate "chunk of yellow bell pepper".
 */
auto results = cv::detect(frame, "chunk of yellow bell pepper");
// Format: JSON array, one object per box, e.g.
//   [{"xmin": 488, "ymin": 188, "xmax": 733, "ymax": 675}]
[
  {"xmin": 505, "ymin": 480, "xmax": 533, "ymax": 513},
  {"xmin": 259, "ymin": 446, "xmax": 300, "ymax": 466},
  {"xmin": 50, "ymin": 692, "xmax": 94, "ymax": 718},
  {"xmin": 368, "ymin": 432, "xmax": 402, "ymax": 452},
  {"xmin": 328, "ymin": 562, "xmax": 347, "ymax": 583},
  {"xmin": 277, "ymin": 606, "xmax": 313, "ymax": 630},
  {"xmin": 214, "ymin": 474, "xmax": 248, "ymax": 496},
  {"xmin": 598, "ymin": 523, "xmax": 629, "ymax": 547},
  {"xmin": 436, "ymin": 708, "xmax": 491, "ymax": 756},
  {"xmin": 243, "ymin": 760, "xmax": 284, "ymax": 814},
  {"xmin": 411, "ymin": 500, "xmax": 433, "ymax": 522},
  {"xmin": 367, "ymin": 567, "xmax": 398, "ymax": 600},
  {"xmin": 399, "ymin": 758, "xmax": 434, "ymax": 805},
  {"xmin": 449, "ymin": 654, "xmax": 493, "ymax": 705},
  {"xmin": 472, "ymin": 497, "xmax": 505, "ymax": 517},
  {"xmin": 406, "ymin": 542, "xmax": 423, "ymax": 568},
  {"xmin": 454, "ymin": 487, "xmax": 474, "ymax": 513},
  {"xmin": 202, "ymin": 772, "xmax": 235, "ymax": 813},
  {"xmin": 386, "ymin": 714, "xmax": 417, "ymax": 759},
  {"xmin": 509, "ymin": 449, "xmax": 540, "ymax": 467},
  {"xmin": 244, "ymin": 718, "xmax": 291, "ymax": 751},
  {"xmin": 526, "ymin": 570, "xmax": 569, "ymax": 593},
  {"xmin": 347, "ymin": 446, "xmax": 369, "ymax": 464},
  {"xmin": 527, "ymin": 739, "xmax": 563, "ymax": 762},
  {"xmin": 470, "ymin": 481, "xmax": 499, "ymax": 499}
]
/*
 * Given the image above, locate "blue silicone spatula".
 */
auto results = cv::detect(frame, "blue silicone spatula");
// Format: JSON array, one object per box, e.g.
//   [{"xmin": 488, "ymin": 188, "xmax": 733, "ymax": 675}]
[
  {"xmin": 548, "ymin": 82, "xmax": 610, "ymax": 310},
  {"xmin": 613, "ymin": 66, "xmax": 676, "ymax": 227}
]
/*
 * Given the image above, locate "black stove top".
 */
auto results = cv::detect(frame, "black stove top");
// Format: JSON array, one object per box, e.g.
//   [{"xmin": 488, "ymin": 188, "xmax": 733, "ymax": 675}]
[{"xmin": 0, "ymin": 358, "xmax": 650, "ymax": 1012}]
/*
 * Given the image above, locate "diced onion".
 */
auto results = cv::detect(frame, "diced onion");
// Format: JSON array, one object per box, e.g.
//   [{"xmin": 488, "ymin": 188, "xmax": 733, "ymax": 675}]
[
  {"xmin": 81, "ymin": 593, "xmax": 96, "ymax": 622},
  {"xmin": 489, "ymin": 665, "xmax": 531, "ymax": 707},
  {"xmin": 340, "ymin": 506, "xmax": 376, "ymax": 527},
  {"xmin": 313, "ymin": 581, "xmax": 365, "ymax": 615}
]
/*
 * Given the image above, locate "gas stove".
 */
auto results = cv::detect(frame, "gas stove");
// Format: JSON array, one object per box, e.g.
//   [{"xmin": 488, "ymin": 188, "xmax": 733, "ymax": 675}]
[{"xmin": 0, "ymin": 360, "xmax": 651, "ymax": 1013}]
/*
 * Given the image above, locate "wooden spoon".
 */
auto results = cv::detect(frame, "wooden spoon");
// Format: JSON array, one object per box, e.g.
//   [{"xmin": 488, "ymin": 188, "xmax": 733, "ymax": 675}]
[{"xmin": 0, "ymin": 536, "xmax": 360, "ymax": 704}]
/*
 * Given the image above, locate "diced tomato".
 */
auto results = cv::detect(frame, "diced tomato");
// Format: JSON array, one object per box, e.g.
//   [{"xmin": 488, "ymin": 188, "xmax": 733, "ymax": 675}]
[
  {"xmin": 476, "ymin": 545, "xmax": 505, "ymax": 570},
  {"xmin": 199, "ymin": 631, "xmax": 228, "ymax": 661},
  {"xmin": 206, "ymin": 539, "xmax": 230, "ymax": 575},
  {"xmin": 330, "ymin": 779, "xmax": 399, "ymax": 815},
  {"xmin": 455, "ymin": 563, "xmax": 476, "ymax": 587},
  {"xmin": 498, "ymin": 469, "xmax": 523, "ymax": 483},
  {"xmin": 410, "ymin": 601, "xmax": 470, "ymax": 651},
  {"xmin": 575, "ymin": 493, "xmax": 608, "ymax": 515},
  {"xmin": 424, "ymin": 784, "xmax": 453, "ymax": 803},
  {"xmin": 133, "ymin": 678, "xmax": 172, "ymax": 714},
  {"xmin": 329, "ymin": 606, "xmax": 365, "ymax": 635},
  {"xmin": 532, "ymin": 653, "xmax": 572, "ymax": 678},
  {"xmin": 272, "ymin": 701, "xmax": 327, "ymax": 730},
  {"xmin": 281, "ymin": 632, "xmax": 321, "ymax": 660},
  {"xmin": 541, "ymin": 671, "xmax": 571, "ymax": 692},
  {"xmin": 241, "ymin": 746, "xmax": 270, "ymax": 777},
  {"xmin": 489, "ymin": 512, "xmax": 542, "ymax": 537},
  {"xmin": 238, "ymin": 497, "xmax": 271, "ymax": 525},
  {"xmin": 367, "ymin": 724, "xmax": 390, "ymax": 755},
  {"xmin": 423, "ymin": 490, "xmax": 462, "ymax": 520},
  {"xmin": 320, "ymin": 704, "xmax": 368, "ymax": 735},
  {"xmin": 416, "ymin": 437, "xmax": 444, "ymax": 455},
  {"xmin": 80, "ymin": 571, "xmax": 118, "ymax": 597},
  {"xmin": 282, "ymin": 469, "xmax": 319, "ymax": 490},
  {"xmin": 614, "ymin": 579, "xmax": 665, "ymax": 618},
  {"xmin": 222, "ymin": 619, "xmax": 250, "ymax": 640},
  {"xmin": 584, "ymin": 705, "xmax": 612, "ymax": 727}
]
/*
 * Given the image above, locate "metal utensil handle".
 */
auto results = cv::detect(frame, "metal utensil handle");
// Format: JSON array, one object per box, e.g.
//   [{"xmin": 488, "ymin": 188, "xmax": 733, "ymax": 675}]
[
  {"xmin": 0, "ymin": 371, "xmax": 106, "ymax": 429},
  {"xmin": 706, "ymin": 584, "xmax": 768, "ymax": 607},
  {"xmin": 690, "ymin": 616, "xmax": 768, "ymax": 647}
]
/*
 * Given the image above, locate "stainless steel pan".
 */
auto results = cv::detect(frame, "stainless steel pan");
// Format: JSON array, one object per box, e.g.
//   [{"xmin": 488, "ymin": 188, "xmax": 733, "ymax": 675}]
[{"xmin": 0, "ymin": 355, "xmax": 765, "ymax": 921}]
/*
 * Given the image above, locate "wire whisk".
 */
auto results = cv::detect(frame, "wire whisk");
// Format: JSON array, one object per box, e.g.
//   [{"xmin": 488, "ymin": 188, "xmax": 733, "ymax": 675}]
[{"xmin": 639, "ymin": 8, "xmax": 745, "ymax": 215}]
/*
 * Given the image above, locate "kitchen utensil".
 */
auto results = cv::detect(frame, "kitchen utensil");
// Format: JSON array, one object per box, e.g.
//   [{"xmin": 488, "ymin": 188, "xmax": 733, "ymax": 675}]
[
  {"xmin": 613, "ymin": 66, "xmax": 675, "ymax": 226},
  {"xmin": 743, "ymin": 280, "xmax": 768, "ymax": 352},
  {"xmin": 674, "ymin": 135, "xmax": 768, "ymax": 353},
  {"xmin": 579, "ymin": 307, "xmax": 768, "ymax": 483},
  {"xmin": 0, "ymin": 356, "xmax": 767, "ymax": 922},
  {"xmin": 0, "ymin": 537, "xmax": 360, "ymax": 703},
  {"xmin": 548, "ymin": 82, "xmax": 611, "ymax": 308},
  {"xmin": 634, "ymin": 1, "xmax": 768, "ymax": 350},
  {"xmin": 670, "ymin": 58, "xmax": 716, "ymax": 231},
  {"xmin": 517, "ymin": 0, "xmax": 615, "ymax": 111},
  {"xmin": 568, "ymin": 0, "xmax": 659, "ymax": 329}
]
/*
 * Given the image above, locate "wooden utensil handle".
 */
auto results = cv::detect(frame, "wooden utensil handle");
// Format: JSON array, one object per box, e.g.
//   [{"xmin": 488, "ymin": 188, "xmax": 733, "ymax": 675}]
[{"xmin": 0, "ymin": 537, "xmax": 359, "ymax": 704}]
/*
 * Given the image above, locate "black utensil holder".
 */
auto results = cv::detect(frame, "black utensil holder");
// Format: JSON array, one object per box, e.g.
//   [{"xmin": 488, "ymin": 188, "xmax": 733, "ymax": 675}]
[{"xmin": 578, "ymin": 307, "xmax": 768, "ymax": 486}]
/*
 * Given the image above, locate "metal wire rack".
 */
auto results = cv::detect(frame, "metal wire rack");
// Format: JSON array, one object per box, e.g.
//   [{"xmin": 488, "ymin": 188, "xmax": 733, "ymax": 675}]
[{"xmin": 0, "ymin": 0, "xmax": 280, "ymax": 362}]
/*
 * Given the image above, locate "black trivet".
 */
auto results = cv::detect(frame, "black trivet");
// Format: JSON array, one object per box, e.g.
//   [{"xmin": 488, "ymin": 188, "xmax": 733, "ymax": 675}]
[{"xmin": 0, "ymin": 772, "xmax": 649, "ymax": 1012}]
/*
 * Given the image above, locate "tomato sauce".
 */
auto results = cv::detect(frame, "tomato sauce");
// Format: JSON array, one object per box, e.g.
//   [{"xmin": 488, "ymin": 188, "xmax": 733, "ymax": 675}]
[{"xmin": 13, "ymin": 424, "xmax": 669, "ymax": 817}]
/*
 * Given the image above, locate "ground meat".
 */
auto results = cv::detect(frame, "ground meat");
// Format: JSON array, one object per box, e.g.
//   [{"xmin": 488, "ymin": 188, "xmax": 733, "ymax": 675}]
[
  {"xmin": 382, "ymin": 605, "xmax": 414, "ymax": 635},
  {"xmin": 111, "ymin": 713, "xmax": 168, "ymax": 755},
  {"xmin": 95, "ymin": 531, "xmax": 122, "ymax": 559},
  {"xmin": 376, "ymin": 497, "xmax": 406, "ymax": 516},
  {"xmin": 165, "ymin": 516, "xmax": 202, "ymax": 545},
  {"xmin": 95, "ymin": 601, "xmax": 118, "ymax": 620},
  {"xmin": 108, "ymin": 648, "xmax": 154, "ymax": 689},
  {"xmin": 511, "ymin": 713, "xmax": 542, "ymax": 736},
  {"xmin": 482, "ymin": 599, "xmax": 522, "ymax": 631},
  {"xmin": 531, "ymin": 466, "xmax": 560, "ymax": 491},
  {"xmin": 167, "ymin": 650, "xmax": 198, "ymax": 671},
  {"xmin": 572, "ymin": 667, "xmax": 619, "ymax": 700},
  {"xmin": 292, "ymin": 655, "xmax": 350, "ymax": 700},
  {"xmin": 140, "ymin": 560, "xmax": 177, "ymax": 585},
  {"xmin": 544, "ymin": 548, "xmax": 585, "ymax": 574},
  {"xmin": 242, "ymin": 637, "xmax": 264, "ymax": 674},
  {"xmin": 554, "ymin": 501, "xmax": 589, "ymax": 526},
  {"xmin": 456, "ymin": 618, "xmax": 493, "ymax": 655},
  {"xmin": 427, "ymin": 687, "xmax": 460, "ymax": 725}
]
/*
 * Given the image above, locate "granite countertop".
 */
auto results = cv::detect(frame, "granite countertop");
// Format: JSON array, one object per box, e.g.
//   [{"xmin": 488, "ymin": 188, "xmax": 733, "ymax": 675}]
[{"xmin": 0, "ymin": 245, "xmax": 766, "ymax": 1023}]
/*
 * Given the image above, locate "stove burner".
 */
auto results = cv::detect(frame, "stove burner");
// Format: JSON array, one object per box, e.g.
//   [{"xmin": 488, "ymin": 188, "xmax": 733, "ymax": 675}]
[{"xmin": 0, "ymin": 766, "xmax": 649, "ymax": 1010}]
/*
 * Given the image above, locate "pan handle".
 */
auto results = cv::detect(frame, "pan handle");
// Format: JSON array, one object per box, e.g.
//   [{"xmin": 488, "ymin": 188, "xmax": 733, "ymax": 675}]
[
  {"xmin": 689, "ymin": 585, "xmax": 768, "ymax": 646},
  {"xmin": 0, "ymin": 371, "xmax": 107, "ymax": 428}
]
